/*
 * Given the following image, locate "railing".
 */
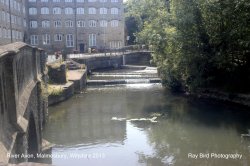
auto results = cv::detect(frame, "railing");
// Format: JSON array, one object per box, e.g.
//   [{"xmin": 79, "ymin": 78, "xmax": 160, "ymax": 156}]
[{"xmin": 67, "ymin": 45, "xmax": 151, "ymax": 59}]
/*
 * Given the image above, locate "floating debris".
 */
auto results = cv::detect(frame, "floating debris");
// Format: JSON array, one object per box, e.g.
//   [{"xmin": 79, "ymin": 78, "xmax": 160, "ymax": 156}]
[
  {"xmin": 111, "ymin": 117, "xmax": 158, "ymax": 123},
  {"xmin": 111, "ymin": 117, "xmax": 127, "ymax": 121}
]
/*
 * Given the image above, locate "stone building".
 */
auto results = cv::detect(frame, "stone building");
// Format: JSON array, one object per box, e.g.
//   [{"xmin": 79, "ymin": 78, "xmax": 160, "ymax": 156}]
[
  {"xmin": 27, "ymin": 0, "xmax": 125, "ymax": 54},
  {"xmin": 0, "ymin": 0, "xmax": 28, "ymax": 45}
]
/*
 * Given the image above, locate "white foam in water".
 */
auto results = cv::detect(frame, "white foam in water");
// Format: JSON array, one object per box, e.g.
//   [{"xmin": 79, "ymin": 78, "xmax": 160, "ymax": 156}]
[
  {"xmin": 126, "ymin": 83, "xmax": 160, "ymax": 89},
  {"xmin": 111, "ymin": 117, "xmax": 158, "ymax": 123},
  {"xmin": 125, "ymin": 79, "xmax": 150, "ymax": 84}
]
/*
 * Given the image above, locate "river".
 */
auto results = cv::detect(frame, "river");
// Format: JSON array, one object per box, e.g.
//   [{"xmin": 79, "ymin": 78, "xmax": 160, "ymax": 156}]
[{"xmin": 41, "ymin": 68, "xmax": 250, "ymax": 166}]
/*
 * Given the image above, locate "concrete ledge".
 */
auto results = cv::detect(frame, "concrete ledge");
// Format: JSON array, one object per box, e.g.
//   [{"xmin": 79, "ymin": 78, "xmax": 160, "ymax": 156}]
[
  {"xmin": 48, "ymin": 82, "xmax": 74, "ymax": 106},
  {"xmin": 67, "ymin": 70, "xmax": 87, "ymax": 93},
  {"xmin": 87, "ymin": 79, "xmax": 126, "ymax": 86},
  {"xmin": 73, "ymin": 52, "xmax": 152, "ymax": 71},
  {"xmin": 87, "ymin": 78, "xmax": 162, "ymax": 86},
  {"xmin": 48, "ymin": 70, "xmax": 87, "ymax": 106},
  {"xmin": 120, "ymin": 65, "xmax": 147, "ymax": 70},
  {"xmin": 149, "ymin": 78, "xmax": 162, "ymax": 83}
]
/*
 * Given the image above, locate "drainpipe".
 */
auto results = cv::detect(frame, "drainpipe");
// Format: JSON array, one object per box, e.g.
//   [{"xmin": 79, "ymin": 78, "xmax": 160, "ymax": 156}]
[
  {"xmin": 74, "ymin": 1, "xmax": 78, "ymax": 51},
  {"xmin": 8, "ymin": 0, "xmax": 13, "ymax": 43}
]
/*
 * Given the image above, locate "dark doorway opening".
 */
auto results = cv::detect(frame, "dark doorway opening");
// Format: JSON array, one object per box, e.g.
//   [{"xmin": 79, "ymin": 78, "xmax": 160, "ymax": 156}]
[{"xmin": 79, "ymin": 43, "xmax": 85, "ymax": 53}]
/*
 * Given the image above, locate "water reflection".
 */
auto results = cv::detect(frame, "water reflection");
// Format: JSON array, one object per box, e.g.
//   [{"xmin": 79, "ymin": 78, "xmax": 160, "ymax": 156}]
[{"xmin": 42, "ymin": 84, "xmax": 250, "ymax": 166}]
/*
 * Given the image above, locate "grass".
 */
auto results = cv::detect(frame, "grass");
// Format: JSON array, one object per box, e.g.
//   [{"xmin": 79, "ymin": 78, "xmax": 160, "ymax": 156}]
[{"xmin": 48, "ymin": 84, "xmax": 64, "ymax": 96}]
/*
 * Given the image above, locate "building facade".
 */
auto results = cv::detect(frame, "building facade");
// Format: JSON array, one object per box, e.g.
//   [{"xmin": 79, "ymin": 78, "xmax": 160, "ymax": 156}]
[
  {"xmin": 0, "ymin": 0, "xmax": 28, "ymax": 45},
  {"xmin": 27, "ymin": 0, "xmax": 125, "ymax": 53}
]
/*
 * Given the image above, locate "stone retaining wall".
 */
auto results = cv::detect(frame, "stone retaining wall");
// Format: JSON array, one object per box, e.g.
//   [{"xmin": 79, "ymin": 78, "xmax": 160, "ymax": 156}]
[
  {"xmin": 48, "ymin": 82, "xmax": 75, "ymax": 106},
  {"xmin": 72, "ymin": 52, "xmax": 152, "ymax": 71}
]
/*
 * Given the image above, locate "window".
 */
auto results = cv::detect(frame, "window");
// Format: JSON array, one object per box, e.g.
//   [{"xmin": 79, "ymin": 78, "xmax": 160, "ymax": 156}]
[
  {"xmin": 77, "ymin": 8, "xmax": 84, "ymax": 14},
  {"xmin": 88, "ymin": 0, "xmax": 96, "ymax": 2},
  {"xmin": 30, "ymin": 35, "xmax": 38, "ymax": 45},
  {"xmin": 111, "ymin": 0, "xmax": 118, "ymax": 2},
  {"xmin": 89, "ymin": 34, "xmax": 96, "ymax": 47},
  {"xmin": 110, "ymin": 41, "xmax": 122, "ymax": 48},
  {"xmin": 89, "ymin": 20, "xmax": 96, "ymax": 27},
  {"xmin": 42, "ymin": 34, "xmax": 50, "ymax": 45},
  {"xmin": 65, "ymin": 7, "xmax": 73, "ymax": 14},
  {"xmin": 54, "ymin": 20, "xmax": 62, "ymax": 27},
  {"xmin": 100, "ymin": 8, "xmax": 107, "ymax": 14},
  {"xmin": 2, "ymin": 11, "xmax": 5, "ymax": 22},
  {"xmin": 65, "ymin": 20, "xmax": 73, "ymax": 27},
  {"xmin": 29, "ymin": 0, "xmax": 36, "ymax": 2},
  {"xmin": 54, "ymin": 34, "xmax": 62, "ymax": 41},
  {"xmin": 111, "ymin": 8, "xmax": 118, "ymax": 15},
  {"xmin": 6, "ymin": 13, "xmax": 10, "ymax": 23},
  {"xmin": 111, "ymin": 20, "xmax": 118, "ymax": 27},
  {"xmin": 29, "ymin": 8, "xmax": 37, "ymax": 15},
  {"xmin": 30, "ymin": 21, "xmax": 38, "ymax": 28},
  {"xmin": 77, "ymin": 0, "xmax": 84, "ymax": 2},
  {"xmin": 41, "ymin": 7, "xmax": 49, "ymax": 14},
  {"xmin": 100, "ymin": 0, "xmax": 107, "ymax": 2},
  {"xmin": 2, "ymin": 28, "xmax": 5, "ymax": 38},
  {"xmin": 66, "ymin": 34, "xmax": 74, "ymax": 47},
  {"xmin": 42, "ymin": 20, "xmax": 50, "ymax": 28},
  {"xmin": 88, "ymin": 7, "xmax": 96, "ymax": 14},
  {"xmin": 41, "ymin": 0, "xmax": 48, "ymax": 2},
  {"xmin": 7, "ymin": 29, "xmax": 11, "ymax": 38},
  {"xmin": 65, "ymin": 0, "xmax": 72, "ymax": 2},
  {"xmin": 77, "ymin": 20, "xmax": 85, "ymax": 27},
  {"xmin": 100, "ymin": 20, "xmax": 107, "ymax": 27},
  {"xmin": 53, "ymin": 0, "xmax": 60, "ymax": 2},
  {"xmin": 23, "ymin": 6, "xmax": 25, "ymax": 14},
  {"xmin": 53, "ymin": 7, "xmax": 61, "ymax": 14},
  {"xmin": 23, "ymin": 19, "xmax": 27, "ymax": 27}
]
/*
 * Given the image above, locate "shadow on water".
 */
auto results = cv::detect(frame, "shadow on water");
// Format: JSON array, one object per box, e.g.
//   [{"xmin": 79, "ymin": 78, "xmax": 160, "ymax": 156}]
[{"xmin": 142, "ymin": 88, "xmax": 250, "ymax": 134}]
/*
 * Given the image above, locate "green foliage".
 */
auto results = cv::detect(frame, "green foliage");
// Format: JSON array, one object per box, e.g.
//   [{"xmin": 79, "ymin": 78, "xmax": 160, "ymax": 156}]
[{"xmin": 125, "ymin": 0, "xmax": 250, "ymax": 93}]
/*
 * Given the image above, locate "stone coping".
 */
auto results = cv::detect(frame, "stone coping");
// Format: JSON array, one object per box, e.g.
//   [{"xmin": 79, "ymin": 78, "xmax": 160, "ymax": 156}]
[{"xmin": 0, "ymin": 42, "xmax": 43, "ymax": 57}]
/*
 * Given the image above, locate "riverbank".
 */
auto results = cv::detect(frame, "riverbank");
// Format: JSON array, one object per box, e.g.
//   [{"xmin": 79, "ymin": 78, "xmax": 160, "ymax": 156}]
[
  {"xmin": 48, "ymin": 69, "xmax": 87, "ymax": 106},
  {"xmin": 189, "ymin": 89, "xmax": 250, "ymax": 109}
]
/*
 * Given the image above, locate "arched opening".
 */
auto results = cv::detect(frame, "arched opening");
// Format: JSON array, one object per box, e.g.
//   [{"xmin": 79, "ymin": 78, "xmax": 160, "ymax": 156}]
[{"xmin": 27, "ymin": 113, "xmax": 38, "ymax": 161}]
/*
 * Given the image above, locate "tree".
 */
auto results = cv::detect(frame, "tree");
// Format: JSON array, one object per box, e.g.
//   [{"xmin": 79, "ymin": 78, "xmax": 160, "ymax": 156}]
[{"xmin": 125, "ymin": 0, "xmax": 250, "ymax": 92}]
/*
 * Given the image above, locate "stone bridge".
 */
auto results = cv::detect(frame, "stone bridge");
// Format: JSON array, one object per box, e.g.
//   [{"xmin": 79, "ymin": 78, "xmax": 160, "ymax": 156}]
[{"xmin": 0, "ymin": 42, "xmax": 47, "ymax": 164}]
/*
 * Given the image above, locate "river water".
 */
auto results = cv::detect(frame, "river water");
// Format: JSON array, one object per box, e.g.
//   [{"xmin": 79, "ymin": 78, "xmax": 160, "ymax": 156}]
[{"xmin": 42, "ymin": 69, "xmax": 250, "ymax": 166}]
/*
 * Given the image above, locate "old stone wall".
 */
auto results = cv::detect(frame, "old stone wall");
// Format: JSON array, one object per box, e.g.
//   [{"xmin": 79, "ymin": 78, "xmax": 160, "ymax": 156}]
[
  {"xmin": 47, "ymin": 63, "xmax": 67, "ymax": 84},
  {"xmin": 0, "ymin": 42, "xmax": 48, "ymax": 164},
  {"xmin": 48, "ymin": 82, "xmax": 75, "ymax": 106},
  {"xmin": 72, "ymin": 51, "xmax": 152, "ymax": 71}
]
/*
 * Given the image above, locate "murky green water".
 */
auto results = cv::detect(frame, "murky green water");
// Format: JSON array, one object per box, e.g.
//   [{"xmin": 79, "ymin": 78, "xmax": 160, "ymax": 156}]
[{"xmin": 43, "ymin": 84, "xmax": 250, "ymax": 166}]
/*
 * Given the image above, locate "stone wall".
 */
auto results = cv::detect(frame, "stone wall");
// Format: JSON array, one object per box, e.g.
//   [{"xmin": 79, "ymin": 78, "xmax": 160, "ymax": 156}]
[
  {"xmin": 72, "ymin": 51, "xmax": 152, "ymax": 71},
  {"xmin": 48, "ymin": 82, "xmax": 75, "ymax": 106},
  {"xmin": 74, "ymin": 56, "xmax": 122, "ymax": 71},
  {"xmin": 48, "ymin": 69, "xmax": 87, "ymax": 106},
  {"xmin": 124, "ymin": 52, "xmax": 151, "ymax": 66},
  {"xmin": 69, "ymin": 71, "xmax": 87, "ymax": 93},
  {"xmin": 0, "ymin": 42, "xmax": 48, "ymax": 164},
  {"xmin": 47, "ymin": 63, "xmax": 67, "ymax": 84}
]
